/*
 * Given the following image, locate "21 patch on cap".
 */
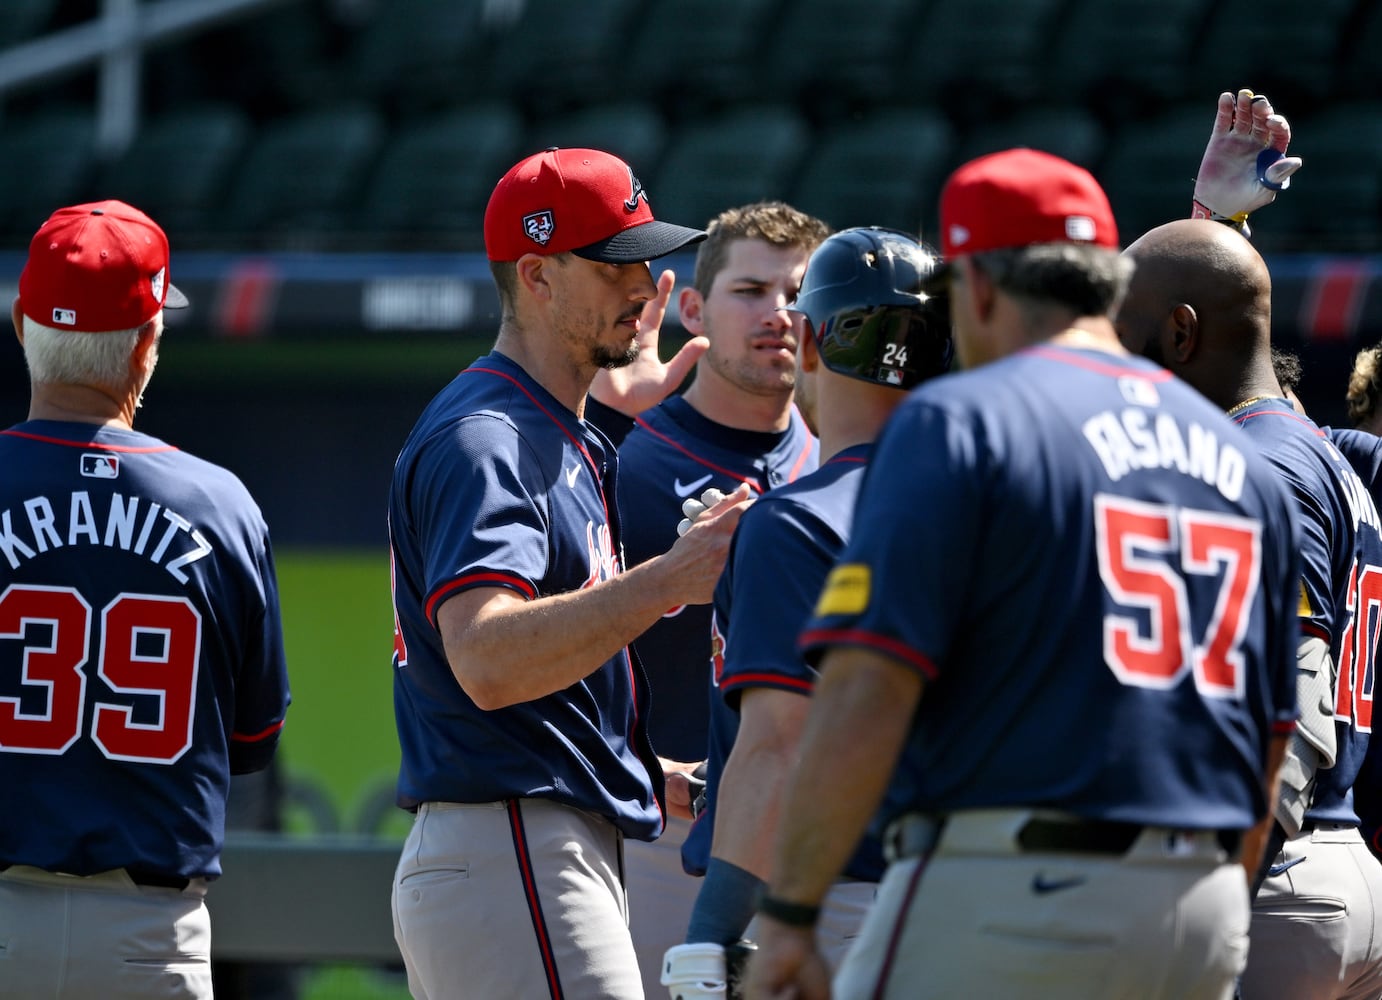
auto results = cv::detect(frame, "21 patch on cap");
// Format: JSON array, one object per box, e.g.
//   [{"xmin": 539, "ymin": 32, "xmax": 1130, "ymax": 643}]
[{"xmin": 814, "ymin": 563, "xmax": 871, "ymax": 617}]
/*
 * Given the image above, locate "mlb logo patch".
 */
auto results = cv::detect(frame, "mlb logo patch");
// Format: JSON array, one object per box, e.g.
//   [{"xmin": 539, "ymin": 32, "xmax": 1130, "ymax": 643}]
[
  {"xmin": 1065, "ymin": 215, "xmax": 1097, "ymax": 241},
  {"xmin": 151, "ymin": 266, "xmax": 167, "ymax": 302},
  {"xmin": 523, "ymin": 210, "xmax": 555, "ymax": 246},
  {"xmin": 52, "ymin": 307, "xmax": 77, "ymax": 326},
  {"xmin": 80, "ymin": 453, "xmax": 119, "ymax": 479}
]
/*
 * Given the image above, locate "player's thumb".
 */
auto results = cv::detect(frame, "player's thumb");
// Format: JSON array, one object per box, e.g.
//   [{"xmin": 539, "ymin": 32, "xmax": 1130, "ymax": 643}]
[
  {"xmin": 664, "ymin": 336, "xmax": 710, "ymax": 388},
  {"xmin": 1264, "ymin": 155, "xmax": 1302, "ymax": 190}
]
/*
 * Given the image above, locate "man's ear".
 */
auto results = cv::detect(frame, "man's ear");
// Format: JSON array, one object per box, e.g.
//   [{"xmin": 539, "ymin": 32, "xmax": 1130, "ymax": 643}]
[
  {"xmin": 12, "ymin": 299, "xmax": 24, "ymax": 344},
  {"xmin": 960, "ymin": 257, "xmax": 996, "ymax": 322},
  {"xmin": 130, "ymin": 321, "xmax": 159, "ymax": 378},
  {"xmin": 1170, "ymin": 303, "xmax": 1199, "ymax": 364},
  {"xmin": 679, "ymin": 286, "xmax": 705, "ymax": 336},
  {"xmin": 516, "ymin": 253, "xmax": 554, "ymax": 302}
]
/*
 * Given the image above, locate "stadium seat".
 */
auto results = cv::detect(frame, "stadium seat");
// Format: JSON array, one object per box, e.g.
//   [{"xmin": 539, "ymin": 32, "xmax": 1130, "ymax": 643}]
[
  {"xmin": 340, "ymin": 0, "xmax": 490, "ymax": 115},
  {"xmin": 789, "ymin": 108, "xmax": 955, "ymax": 237},
  {"xmin": 649, "ymin": 106, "xmax": 812, "ymax": 231},
  {"xmin": 1339, "ymin": 1, "xmax": 1382, "ymax": 100},
  {"xmin": 526, "ymin": 102, "xmax": 670, "ymax": 181},
  {"xmin": 1041, "ymin": 0, "xmax": 1214, "ymax": 112},
  {"xmin": 1187, "ymin": 0, "xmax": 1355, "ymax": 107},
  {"xmin": 759, "ymin": 0, "xmax": 922, "ymax": 114},
  {"xmin": 0, "ymin": 109, "xmax": 97, "ymax": 237},
  {"xmin": 359, "ymin": 102, "xmax": 526, "ymax": 249},
  {"xmin": 954, "ymin": 106, "xmax": 1108, "ymax": 174},
  {"xmin": 95, "ymin": 104, "xmax": 251, "ymax": 244},
  {"xmin": 1246, "ymin": 102, "xmax": 1382, "ymax": 253},
  {"xmin": 1096, "ymin": 104, "xmax": 1213, "ymax": 246},
  {"xmin": 218, "ymin": 105, "xmax": 385, "ymax": 246},
  {"xmin": 898, "ymin": 0, "xmax": 1066, "ymax": 118},
  {"xmin": 478, "ymin": 0, "xmax": 640, "ymax": 117},
  {"xmin": 620, "ymin": 0, "xmax": 782, "ymax": 116}
]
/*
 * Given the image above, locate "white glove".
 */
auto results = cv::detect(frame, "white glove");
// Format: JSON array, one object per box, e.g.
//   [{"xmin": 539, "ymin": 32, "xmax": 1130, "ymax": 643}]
[
  {"xmin": 661, "ymin": 942, "xmax": 727, "ymax": 999},
  {"xmin": 1192, "ymin": 89, "xmax": 1303, "ymax": 231},
  {"xmin": 676, "ymin": 487, "xmax": 728, "ymax": 537}
]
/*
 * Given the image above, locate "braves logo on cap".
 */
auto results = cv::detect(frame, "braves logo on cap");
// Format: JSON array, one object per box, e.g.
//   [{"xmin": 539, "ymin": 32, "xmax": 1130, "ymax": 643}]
[
  {"xmin": 523, "ymin": 210, "xmax": 555, "ymax": 246},
  {"xmin": 624, "ymin": 168, "xmax": 648, "ymax": 213}
]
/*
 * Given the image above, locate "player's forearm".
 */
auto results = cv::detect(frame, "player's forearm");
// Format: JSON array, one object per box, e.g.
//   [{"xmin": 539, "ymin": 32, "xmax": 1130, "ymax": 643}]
[
  {"xmin": 711, "ymin": 721, "xmax": 802, "ymax": 880},
  {"xmin": 1244, "ymin": 731, "xmax": 1290, "ymax": 881},
  {"xmin": 765, "ymin": 648, "xmax": 919, "ymax": 908},
  {"xmin": 440, "ymin": 560, "xmax": 698, "ymax": 709}
]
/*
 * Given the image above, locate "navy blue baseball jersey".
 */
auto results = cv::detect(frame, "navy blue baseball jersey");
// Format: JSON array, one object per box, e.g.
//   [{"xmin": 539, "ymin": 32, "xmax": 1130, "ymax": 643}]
[
  {"xmin": 1239, "ymin": 413, "xmax": 1382, "ymax": 826},
  {"xmin": 0, "ymin": 421, "xmax": 290, "ymax": 880},
  {"xmin": 802, "ymin": 346, "xmax": 1301, "ymax": 832},
  {"xmin": 612, "ymin": 395, "xmax": 817, "ymax": 762},
  {"xmin": 683, "ymin": 444, "xmax": 885, "ymax": 882},
  {"xmin": 388, "ymin": 351, "xmax": 664, "ymax": 840}
]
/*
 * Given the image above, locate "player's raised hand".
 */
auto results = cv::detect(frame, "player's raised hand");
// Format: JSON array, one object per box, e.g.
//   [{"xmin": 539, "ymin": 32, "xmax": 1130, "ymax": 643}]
[
  {"xmin": 1192, "ymin": 89, "xmax": 1303, "ymax": 227},
  {"xmin": 592, "ymin": 268, "xmax": 710, "ymax": 417}
]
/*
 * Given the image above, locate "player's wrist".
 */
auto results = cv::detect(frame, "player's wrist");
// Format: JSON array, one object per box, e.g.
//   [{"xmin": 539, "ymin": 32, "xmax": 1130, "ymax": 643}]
[
  {"xmin": 1191, "ymin": 199, "xmax": 1251, "ymax": 237},
  {"xmin": 756, "ymin": 892, "xmax": 821, "ymax": 928}
]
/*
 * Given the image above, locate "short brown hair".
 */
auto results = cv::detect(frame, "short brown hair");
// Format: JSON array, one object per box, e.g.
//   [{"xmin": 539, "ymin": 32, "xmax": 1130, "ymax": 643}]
[
  {"xmin": 1347, "ymin": 343, "xmax": 1382, "ymax": 427},
  {"xmin": 691, "ymin": 202, "xmax": 831, "ymax": 296}
]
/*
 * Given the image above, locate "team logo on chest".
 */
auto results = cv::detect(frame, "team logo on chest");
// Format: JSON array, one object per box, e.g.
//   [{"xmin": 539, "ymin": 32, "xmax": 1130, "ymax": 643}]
[
  {"xmin": 581, "ymin": 521, "xmax": 620, "ymax": 589},
  {"xmin": 523, "ymin": 210, "xmax": 555, "ymax": 246}
]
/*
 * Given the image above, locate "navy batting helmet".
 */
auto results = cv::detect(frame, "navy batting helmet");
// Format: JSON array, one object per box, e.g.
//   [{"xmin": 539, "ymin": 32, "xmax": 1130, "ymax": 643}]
[{"xmin": 790, "ymin": 227, "xmax": 951, "ymax": 390}]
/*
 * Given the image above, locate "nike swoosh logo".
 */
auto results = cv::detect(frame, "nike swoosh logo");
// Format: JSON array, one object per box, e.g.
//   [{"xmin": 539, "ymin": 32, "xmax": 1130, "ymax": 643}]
[
  {"xmin": 1267, "ymin": 856, "xmax": 1306, "ymax": 878},
  {"xmin": 566, "ymin": 465, "xmax": 581, "ymax": 488},
  {"xmin": 1031, "ymin": 874, "xmax": 1086, "ymax": 895},
  {"xmin": 674, "ymin": 473, "xmax": 714, "ymax": 498}
]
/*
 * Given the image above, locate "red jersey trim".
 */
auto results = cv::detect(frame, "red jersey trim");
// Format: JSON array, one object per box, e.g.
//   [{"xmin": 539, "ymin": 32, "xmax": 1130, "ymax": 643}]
[
  {"xmin": 425, "ymin": 571, "xmax": 536, "ymax": 626},
  {"xmin": 0, "ymin": 429, "xmax": 177, "ymax": 452},
  {"xmin": 1028, "ymin": 345, "xmax": 1175, "ymax": 380},
  {"xmin": 799, "ymin": 628, "xmax": 940, "ymax": 681},
  {"xmin": 721, "ymin": 672, "xmax": 814, "ymax": 696},
  {"xmin": 231, "ymin": 718, "xmax": 286, "ymax": 743}
]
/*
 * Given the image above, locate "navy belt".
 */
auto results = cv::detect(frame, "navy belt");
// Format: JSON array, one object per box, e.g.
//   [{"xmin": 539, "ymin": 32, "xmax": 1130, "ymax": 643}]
[
  {"xmin": 885, "ymin": 814, "xmax": 1241, "ymax": 861},
  {"xmin": 0, "ymin": 862, "xmax": 189, "ymax": 891}
]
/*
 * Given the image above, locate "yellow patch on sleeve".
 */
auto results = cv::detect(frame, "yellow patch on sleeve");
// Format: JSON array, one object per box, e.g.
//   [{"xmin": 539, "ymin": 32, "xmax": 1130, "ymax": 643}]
[
  {"xmin": 1298, "ymin": 580, "xmax": 1313, "ymax": 618},
  {"xmin": 814, "ymin": 563, "xmax": 871, "ymax": 617}
]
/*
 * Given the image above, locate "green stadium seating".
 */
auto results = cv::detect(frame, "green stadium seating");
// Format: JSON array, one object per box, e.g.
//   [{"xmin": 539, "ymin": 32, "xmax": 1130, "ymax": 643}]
[
  {"xmin": 954, "ymin": 106, "xmax": 1107, "ymax": 174},
  {"xmin": 0, "ymin": 109, "xmax": 97, "ymax": 237},
  {"xmin": 649, "ymin": 105, "xmax": 812, "ymax": 231},
  {"xmin": 790, "ymin": 108, "xmax": 955, "ymax": 236},
  {"xmin": 218, "ymin": 105, "xmax": 385, "ymax": 246},
  {"xmin": 526, "ymin": 102, "xmax": 670, "ymax": 181},
  {"xmin": 359, "ymin": 103, "xmax": 526, "ymax": 249},
  {"xmin": 95, "ymin": 103, "xmax": 251, "ymax": 244}
]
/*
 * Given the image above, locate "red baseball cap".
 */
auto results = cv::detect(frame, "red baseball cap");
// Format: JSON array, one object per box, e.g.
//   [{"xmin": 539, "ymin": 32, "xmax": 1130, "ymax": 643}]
[
  {"xmin": 19, "ymin": 200, "xmax": 188, "ymax": 333},
  {"xmin": 934, "ymin": 148, "xmax": 1118, "ymax": 269},
  {"xmin": 484, "ymin": 147, "xmax": 706, "ymax": 263}
]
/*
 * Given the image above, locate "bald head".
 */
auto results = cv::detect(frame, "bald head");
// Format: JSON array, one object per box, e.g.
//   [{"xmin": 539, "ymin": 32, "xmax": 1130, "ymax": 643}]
[{"xmin": 1115, "ymin": 219, "xmax": 1275, "ymax": 409}]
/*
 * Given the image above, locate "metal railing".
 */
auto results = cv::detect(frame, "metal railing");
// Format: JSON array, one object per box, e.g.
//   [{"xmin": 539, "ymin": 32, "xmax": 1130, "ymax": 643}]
[{"xmin": 0, "ymin": 0, "xmax": 300, "ymax": 156}]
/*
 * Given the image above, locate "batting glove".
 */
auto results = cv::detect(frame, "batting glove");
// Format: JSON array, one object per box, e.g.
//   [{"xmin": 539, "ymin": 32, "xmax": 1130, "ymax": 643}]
[
  {"xmin": 661, "ymin": 942, "xmax": 727, "ymax": 999},
  {"xmin": 1192, "ymin": 89, "xmax": 1303, "ymax": 235},
  {"xmin": 676, "ymin": 487, "xmax": 728, "ymax": 537},
  {"xmin": 662, "ymin": 941, "xmax": 757, "ymax": 1000}
]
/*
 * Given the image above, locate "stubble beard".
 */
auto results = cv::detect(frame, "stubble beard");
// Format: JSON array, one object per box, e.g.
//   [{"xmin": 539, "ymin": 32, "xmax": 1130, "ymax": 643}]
[{"xmin": 596, "ymin": 342, "xmax": 640, "ymax": 370}]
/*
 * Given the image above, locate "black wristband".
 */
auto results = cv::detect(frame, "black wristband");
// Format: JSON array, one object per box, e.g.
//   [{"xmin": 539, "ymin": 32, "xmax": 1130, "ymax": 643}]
[{"xmin": 756, "ymin": 893, "xmax": 820, "ymax": 928}]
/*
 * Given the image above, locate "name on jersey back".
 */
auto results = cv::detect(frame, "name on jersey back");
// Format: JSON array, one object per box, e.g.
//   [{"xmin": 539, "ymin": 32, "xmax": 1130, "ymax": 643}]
[
  {"xmin": 1083, "ymin": 407, "xmax": 1246, "ymax": 501},
  {"xmin": 0, "ymin": 490, "xmax": 213, "ymax": 582}
]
